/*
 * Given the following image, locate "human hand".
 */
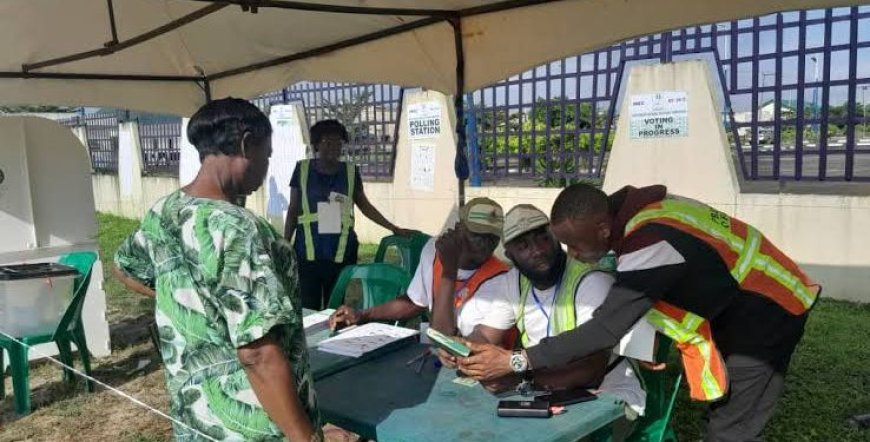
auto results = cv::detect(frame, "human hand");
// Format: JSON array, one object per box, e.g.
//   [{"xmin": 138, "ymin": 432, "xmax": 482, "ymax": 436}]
[
  {"xmin": 435, "ymin": 227, "xmax": 464, "ymax": 273},
  {"xmin": 435, "ymin": 347, "xmax": 458, "ymax": 369},
  {"xmin": 638, "ymin": 361, "xmax": 667, "ymax": 371},
  {"xmin": 457, "ymin": 341, "xmax": 515, "ymax": 381},
  {"xmin": 328, "ymin": 305, "xmax": 363, "ymax": 331}
]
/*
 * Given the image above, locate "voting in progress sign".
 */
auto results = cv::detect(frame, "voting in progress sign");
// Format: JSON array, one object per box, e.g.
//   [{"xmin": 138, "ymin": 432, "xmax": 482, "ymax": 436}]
[{"xmin": 629, "ymin": 91, "xmax": 688, "ymax": 139}]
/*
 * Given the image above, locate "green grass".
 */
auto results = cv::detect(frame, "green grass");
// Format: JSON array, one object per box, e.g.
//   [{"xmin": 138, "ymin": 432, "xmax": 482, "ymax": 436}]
[
  {"xmin": 97, "ymin": 213, "xmax": 870, "ymax": 441},
  {"xmin": 668, "ymin": 300, "xmax": 870, "ymax": 441},
  {"xmin": 97, "ymin": 213, "xmax": 155, "ymax": 324},
  {"xmin": 359, "ymin": 243, "xmax": 379, "ymax": 264}
]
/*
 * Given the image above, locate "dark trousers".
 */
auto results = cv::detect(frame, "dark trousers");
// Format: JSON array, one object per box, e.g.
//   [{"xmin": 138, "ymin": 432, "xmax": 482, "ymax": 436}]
[
  {"xmin": 298, "ymin": 259, "xmax": 353, "ymax": 310},
  {"xmin": 705, "ymin": 314, "xmax": 808, "ymax": 442}
]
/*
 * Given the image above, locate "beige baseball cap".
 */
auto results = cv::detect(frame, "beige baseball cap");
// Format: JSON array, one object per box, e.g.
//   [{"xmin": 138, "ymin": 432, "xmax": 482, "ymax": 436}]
[
  {"xmin": 503, "ymin": 204, "xmax": 550, "ymax": 244},
  {"xmin": 459, "ymin": 197, "xmax": 504, "ymax": 237}
]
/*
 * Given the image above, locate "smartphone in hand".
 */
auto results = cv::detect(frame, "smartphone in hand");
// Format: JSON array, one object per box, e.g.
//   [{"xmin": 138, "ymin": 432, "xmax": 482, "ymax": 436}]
[{"xmin": 425, "ymin": 328, "xmax": 471, "ymax": 358}]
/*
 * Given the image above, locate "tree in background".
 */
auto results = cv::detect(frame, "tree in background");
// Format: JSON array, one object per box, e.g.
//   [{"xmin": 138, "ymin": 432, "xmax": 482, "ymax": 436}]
[
  {"xmin": 473, "ymin": 97, "xmax": 614, "ymax": 187},
  {"xmin": 321, "ymin": 90, "xmax": 373, "ymax": 157}
]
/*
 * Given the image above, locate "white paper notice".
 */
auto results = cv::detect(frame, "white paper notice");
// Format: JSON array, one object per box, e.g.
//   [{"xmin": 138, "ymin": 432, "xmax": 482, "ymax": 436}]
[
  {"xmin": 629, "ymin": 91, "xmax": 689, "ymax": 139},
  {"xmin": 617, "ymin": 318, "xmax": 657, "ymax": 362},
  {"xmin": 317, "ymin": 201, "xmax": 342, "ymax": 234},
  {"xmin": 407, "ymin": 101, "xmax": 442, "ymax": 140},
  {"xmin": 410, "ymin": 144, "xmax": 435, "ymax": 192}
]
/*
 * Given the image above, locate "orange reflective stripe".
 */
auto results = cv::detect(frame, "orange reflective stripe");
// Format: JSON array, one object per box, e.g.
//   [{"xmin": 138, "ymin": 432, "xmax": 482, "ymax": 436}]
[
  {"xmin": 433, "ymin": 255, "xmax": 509, "ymax": 309},
  {"xmin": 697, "ymin": 321, "xmax": 729, "ymax": 398},
  {"xmin": 647, "ymin": 301, "xmax": 729, "ymax": 401},
  {"xmin": 432, "ymin": 254, "xmax": 511, "ymax": 348},
  {"xmin": 627, "ymin": 199, "xmax": 819, "ymax": 315},
  {"xmin": 742, "ymin": 270, "xmax": 808, "ymax": 315}
]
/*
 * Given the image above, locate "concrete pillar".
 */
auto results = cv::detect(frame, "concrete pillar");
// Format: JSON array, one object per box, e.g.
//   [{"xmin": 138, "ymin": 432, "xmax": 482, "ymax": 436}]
[
  {"xmin": 117, "ymin": 121, "xmax": 145, "ymax": 219},
  {"xmin": 264, "ymin": 103, "xmax": 309, "ymax": 232},
  {"xmin": 603, "ymin": 60, "xmax": 739, "ymax": 213},
  {"xmin": 353, "ymin": 90, "xmax": 463, "ymax": 242}
]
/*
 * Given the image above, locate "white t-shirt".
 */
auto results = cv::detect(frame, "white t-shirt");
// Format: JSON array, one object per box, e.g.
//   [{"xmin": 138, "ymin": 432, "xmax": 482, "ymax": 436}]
[
  {"xmin": 407, "ymin": 239, "xmax": 514, "ymax": 337},
  {"xmin": 504, "ymin": 268, "xmax": 648, "ymax": 416}
]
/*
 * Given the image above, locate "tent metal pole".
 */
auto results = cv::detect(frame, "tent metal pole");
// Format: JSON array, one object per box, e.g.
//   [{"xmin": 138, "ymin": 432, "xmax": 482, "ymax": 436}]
[
  {"xmin": 201, "ymin": 78, "xmax": 213, "ymax": 102},
  {"xmin": 450, "ymin": 17, "xmax": 467, "ymax": 208},
  {"xmin": 187, "ymin": 0, "xmax": 454, "ymax": 17},
  {"xmin": 105, "ymin": 0, "xmax": 120, "ymax": 46},
  {"xmin": 23, "ymin": 4, "xmax": 228, "ymax": 72},
  {"xmin": 0, "ymin": 72, "xmax": 200, "ymax": 82}
]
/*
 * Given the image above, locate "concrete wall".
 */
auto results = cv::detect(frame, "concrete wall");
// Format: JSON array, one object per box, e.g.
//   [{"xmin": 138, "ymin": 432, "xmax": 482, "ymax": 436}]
[{"xmin": 93, "ymin": 81, "xmax": 870, "ymax": 303}]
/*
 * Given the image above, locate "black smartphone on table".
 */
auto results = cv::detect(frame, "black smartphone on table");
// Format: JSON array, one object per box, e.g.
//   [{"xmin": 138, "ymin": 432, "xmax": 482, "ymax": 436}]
[{"xmin": 540, "ymin": 387, "xmax": 597, "ymax": 406}]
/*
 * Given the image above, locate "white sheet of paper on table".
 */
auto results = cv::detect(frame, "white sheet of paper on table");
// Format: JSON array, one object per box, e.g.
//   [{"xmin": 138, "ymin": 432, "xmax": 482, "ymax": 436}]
[
  {"xmin": 303, "ymin": 309, "xmax": 335, "ymax": 335},
  {"xmin": 316, "ymin": 201, "xmax": 342, "ymax": 234},
  {"xmin": 617, "ymin": 318, "xmax": 657, "ymax": 362},
  {"xmin": 317, "ymin": 323, "xmax": 419, "ymax": 358}
]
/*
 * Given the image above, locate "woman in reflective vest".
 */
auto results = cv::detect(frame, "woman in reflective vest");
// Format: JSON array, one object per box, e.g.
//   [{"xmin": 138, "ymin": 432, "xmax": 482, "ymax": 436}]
[{"xmin": 285, "ymin": 120, "xmax": 412, "ymax": 310}]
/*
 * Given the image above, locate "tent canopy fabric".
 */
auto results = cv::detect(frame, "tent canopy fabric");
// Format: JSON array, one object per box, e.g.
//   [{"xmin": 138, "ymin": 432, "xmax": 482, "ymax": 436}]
[{"xmin": 0, "ymin": 0, "xmax": 863, "ymax": 116}]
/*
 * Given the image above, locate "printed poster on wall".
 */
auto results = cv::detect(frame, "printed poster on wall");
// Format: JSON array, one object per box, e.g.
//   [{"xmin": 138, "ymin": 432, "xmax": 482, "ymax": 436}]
[
  {"xmin": 629, "ymin": 91, "xmax": 688, "ymax": 139},
  {"xmin": 410, "ymin": 144, "xmax": 435, "ymax": 192},
  {"xmin": 407, "ymin": 101, "xmax": 442, "ymax": 140}
]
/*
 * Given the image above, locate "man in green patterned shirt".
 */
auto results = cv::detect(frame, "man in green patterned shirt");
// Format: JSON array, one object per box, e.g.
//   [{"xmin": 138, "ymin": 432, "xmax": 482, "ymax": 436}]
[{"xmin": 113, "ymin": 98, "xmax": 321, "ymax": 441}]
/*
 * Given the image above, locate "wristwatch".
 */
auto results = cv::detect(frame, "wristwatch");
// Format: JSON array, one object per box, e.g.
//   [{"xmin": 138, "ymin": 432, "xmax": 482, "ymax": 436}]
[{"xmin": 509, "ymin": 350, "xmax": 529, "ymax": 373}]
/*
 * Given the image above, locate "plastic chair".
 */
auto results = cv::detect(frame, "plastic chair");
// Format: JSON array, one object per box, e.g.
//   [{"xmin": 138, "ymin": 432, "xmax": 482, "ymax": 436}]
[
  {"xmin": 374, "ymin": 232, "xmax": 431, "ymax": 277},
  {"xmin": 0, "ymin": 251, "xmax": 98, "ymax": 415},
  {"xmin": 326, "ymin": 263, "xmax": 411, "ymax": 310},
  {"xmin": 626, "ymin": 336, "xmax": 682, "ymax": 442}
]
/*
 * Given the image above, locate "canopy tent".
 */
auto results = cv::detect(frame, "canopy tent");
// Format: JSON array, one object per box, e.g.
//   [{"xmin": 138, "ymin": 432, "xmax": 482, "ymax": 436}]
[
  {"xmin": 1, "ymin": 0, "xmax": 863, "ymax": 201},
  {"xmin": 1, "ymin": 0, "xmax": 863, "ymax": 115}
]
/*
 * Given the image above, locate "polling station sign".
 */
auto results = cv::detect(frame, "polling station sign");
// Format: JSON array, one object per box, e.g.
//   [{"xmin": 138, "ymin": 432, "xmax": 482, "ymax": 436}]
[
  {"xmin": 408, "ymin": 101, "xmax": 442, "ymax": 140},
  {"xmin": 629, "ymin": 92, "xmax": 688, "ymax": 139}
]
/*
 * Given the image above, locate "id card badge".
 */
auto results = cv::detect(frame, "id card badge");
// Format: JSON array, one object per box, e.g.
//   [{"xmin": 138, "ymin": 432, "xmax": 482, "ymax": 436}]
[
  {"xmin": 328, "ymin": 191, "xmax": 349, "ymax": 205},
  {"xmin": 317, "ymin": 201, "xmax": 342, "ymax": 234}
]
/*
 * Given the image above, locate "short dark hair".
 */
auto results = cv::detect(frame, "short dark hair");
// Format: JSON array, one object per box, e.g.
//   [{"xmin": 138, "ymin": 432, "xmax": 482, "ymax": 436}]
[
  {"xmin": 310, "ymin": 119, "xmax": 349, "ymax": 146},
  {"xmin": 187, "ymin": 98, "xmax": 271, "ymax": 160},
  {"xmin": 550, "ymin": 183, "xmax": 610, "ymax": 224}
]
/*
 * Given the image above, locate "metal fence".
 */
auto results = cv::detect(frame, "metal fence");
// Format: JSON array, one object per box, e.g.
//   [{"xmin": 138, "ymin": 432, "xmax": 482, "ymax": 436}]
[
  {"xmin": 136, "ymin": 113, "xmax": 182, "ymax": 175},
  {"xmin": 468, "ymin": 51, "xmax": 619, "ymax": 185},
  {"xmin": 254, "ymin": 82, "xmax": 404, "ymax": 180},
  {"xmin": 56, "ymin": 115, "xmax": 82, "ymax": 128},
  {"xmin": 83, "ymin": 110, "xmax": 120, "ymax": 174},
  {"xmin": 469, "ymin": 5, "xmax": 870, "ymax": 183},
  {"xmin": 66, "ymin": 5, "xmax": 870, "ymax": 183}
]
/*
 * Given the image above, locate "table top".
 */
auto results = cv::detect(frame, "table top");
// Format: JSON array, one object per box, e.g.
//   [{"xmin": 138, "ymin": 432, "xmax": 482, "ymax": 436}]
[{"xmin": 314, "ymin": 343, "xmax": 626, "ymax": 442}]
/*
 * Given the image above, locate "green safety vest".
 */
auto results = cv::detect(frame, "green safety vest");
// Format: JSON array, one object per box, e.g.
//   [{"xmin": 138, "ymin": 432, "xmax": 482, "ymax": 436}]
[
  {"xmin": 296, "ymin": 159, "xmax": 356, "ymax": 262},
  {"xmin": 516, "ymin": 258, "xmax": 598, "ymax": 347}
]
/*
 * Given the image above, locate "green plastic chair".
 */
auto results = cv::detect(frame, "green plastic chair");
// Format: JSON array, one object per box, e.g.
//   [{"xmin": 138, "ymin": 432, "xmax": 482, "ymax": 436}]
[
  {"xmin": 0, "ymin": 251, "xmax": 98, "ymax": 415},
  {"xmin": 374, "ymin": 232, "xmax": 431, "ymax": 277},
  {"xmin": 626, "ymin": 336, "xmax": 682, "ymax": 442},
  {"xmin": 326, "ymin": 263, "xmax": 411, "ymax": 310}
]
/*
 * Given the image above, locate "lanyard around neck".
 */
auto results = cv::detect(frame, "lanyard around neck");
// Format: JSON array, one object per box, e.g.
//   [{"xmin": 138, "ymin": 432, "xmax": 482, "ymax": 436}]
[{"xmin": 529, "ymin": 278, "xmax": 561, "ymax": 338}]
